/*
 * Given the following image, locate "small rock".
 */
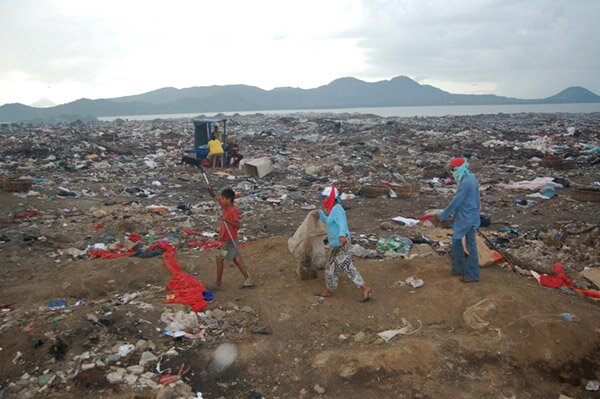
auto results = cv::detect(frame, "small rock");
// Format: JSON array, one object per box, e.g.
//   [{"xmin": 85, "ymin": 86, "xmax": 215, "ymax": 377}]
[
  {"xmin": 138, "ymin": 372, "xmax": 152, "ymax": 380},
  {"xmin": 139, "ymin": 377, "xmax": 159, "ymax": 389},
  {"xmin": 353, "ymin": 332, "xmax": 366, "ymax": 342},
  {"xmin": 106, "ymin": 371, "xmax": 124, "ymax": 384},
  {"xmin": 17, "ymin": 388, "xmax": 36, "ymax": 399},
  {"xmin": 173, "ymin": 382, "xmax": 193, "ymax": 396},
  {"xmin": 139, "ymin": 351, "xmax": 158, "ymax": 366},
  {"xmin": 38, "ymin": 373, "xmax": 55, "ymax": 386},
  {"xmin": 313, "ymin": 384, "xmax": 326, "ymax": 394},
  {"xmin": 278, "ymin": 313, "xmax": 292, "ymax": 321},
  {"xmin": 124, "ymin": 373, "xmax": 138, "ymax": 385},
  {"xmin": 135, "ymin": 339, "xmax": 148, "ymax": 352},
  {"xmin": 126, "ymin": 365, "xmax": 145, "ymax": 375},
  {"xmin": 300, "ymin": 388, "xmax": 308, "ymax": 396},
  {"xmin": 155, "ymin": 387, "xmax": 173, "ymax": 399},
  {"xmin": 240, "ymin": 306, "xmax": 255, "ymax": 314},
  {"xmin": 251, "ymin": 325, "xmax": 272, "ymax": 335},
  {"xmin": 587, "ymin": 380, "xmax": 600, "ymax": 391},
  {"xmin": 81, "ymin": 362, "xmax": 96, "ymax": 371},
  {"xmin": 212, "ymin": 308, "xmax": 227, "ymax": 319},
  {"xmin": 164, "ymin": 348, "xmax": 179, "ymax": 357},
  {"xmin": 105, "ymin": 354, "xmax": 119, "ymax": 363}
]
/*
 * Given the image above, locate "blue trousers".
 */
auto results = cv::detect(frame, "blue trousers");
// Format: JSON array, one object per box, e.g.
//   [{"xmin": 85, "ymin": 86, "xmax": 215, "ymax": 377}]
[{"xmin": 451, "ymin": 228, "xmax": 480, "ymax": 281}]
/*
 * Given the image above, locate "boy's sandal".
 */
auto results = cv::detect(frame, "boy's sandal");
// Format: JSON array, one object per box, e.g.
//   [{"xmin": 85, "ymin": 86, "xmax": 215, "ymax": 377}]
[
  {"xmin": 239, "ymin": 283, "xmax": 256, "ymax": 289},
  {"xmin": 207, "ymin": 286, "xmax": 224, "ymax": 292}
]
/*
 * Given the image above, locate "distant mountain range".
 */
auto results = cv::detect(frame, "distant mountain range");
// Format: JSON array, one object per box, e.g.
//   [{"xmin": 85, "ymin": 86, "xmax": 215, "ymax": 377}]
[
  {"xmin": 30, "ymin": 98, "xmax": 56, "ymax": 108},
  {"xmin": 1, "ymin": 76, "xmax": 599, "ymax": 122}
]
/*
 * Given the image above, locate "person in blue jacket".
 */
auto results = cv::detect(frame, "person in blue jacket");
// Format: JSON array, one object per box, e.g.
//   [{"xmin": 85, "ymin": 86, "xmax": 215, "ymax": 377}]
[
  {"xmin": 432, "ymin": 157, "xmax": 481, "ymax": 282},
  {"xmin": 316, "ymin": 187, "xmax": 371, "ymax": 301}
]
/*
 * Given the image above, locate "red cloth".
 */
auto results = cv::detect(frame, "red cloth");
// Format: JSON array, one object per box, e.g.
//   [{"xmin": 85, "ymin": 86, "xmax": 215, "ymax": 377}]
[
  {"xmin": 0, "ymin": 209, "xmax": 40, "ymax": 224},
  {"xmin": 538, "ymin": 263, "xmax": 574, "ymax": 288},
  {"xmin": 450, "ymin": 157, "xmax": 465, "ymax": 167},
  {"xmin": 535, "ymin": 263, "xmax": 600, "ymax": 299},
  {"xmin": 183, "ymin": 228, "xmax": 200, "ymax": 236},
  {"xmin": 220, "ymin": 205, "xmax": 239, "ymax": 241},
  {"xmin": 128, "ymin": 234, "xmax": 142, "ymax": 242},
  {"xmin": 148, "ymin": 243, "xmax": 209, "ymax": 311},
  {"xmin": 90, "ymin": 240, "xmax": 209, "ymax": 312},
  {"xmin": 322, "ymin": 186, "xmax": 337, "ymax": 216},
  {"xmin": 186, "ymin": 240, "xmax": 224, "ymax": 251},
  {"xmin": 202, "ymin": 241, "xmax": 224, "ymax": 251},
  {"xmin": 574, "ymin": 288, "xmax": 600, "ymax": 299},
  {"xmin": 89, "ymin": 248, "xmax": 136, "ymax": 259},
  {"xmin": 14, "ymin": 210, "xmax": 39, "ymax": 219}
]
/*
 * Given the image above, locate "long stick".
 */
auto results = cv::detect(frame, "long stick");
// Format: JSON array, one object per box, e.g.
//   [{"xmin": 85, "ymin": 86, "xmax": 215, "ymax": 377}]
[
  {"xmin": 196, "ymin": 164, "xmax": 242, "ymax": 255},
  {"xmin": 429, "ymin": 183, "xmax": 512, "ymax": 266}
]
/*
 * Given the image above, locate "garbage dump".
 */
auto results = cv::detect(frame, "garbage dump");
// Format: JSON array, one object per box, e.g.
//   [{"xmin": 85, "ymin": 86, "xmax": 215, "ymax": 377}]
[{"xmin": 1, "ymin": 111, "xmax": 599, "ymax": 398}]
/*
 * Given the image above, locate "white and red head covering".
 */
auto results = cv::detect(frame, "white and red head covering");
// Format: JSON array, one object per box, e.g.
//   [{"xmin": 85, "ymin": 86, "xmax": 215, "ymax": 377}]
[{"xmin": 320, "ymin": 186, "xmax": 340, "ymax": 215}]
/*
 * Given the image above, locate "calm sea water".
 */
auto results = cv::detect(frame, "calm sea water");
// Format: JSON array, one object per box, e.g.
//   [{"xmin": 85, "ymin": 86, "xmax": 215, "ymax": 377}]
[{"xmin": 98, "ymin": 103, "xmax": 600, "ymax": 121}]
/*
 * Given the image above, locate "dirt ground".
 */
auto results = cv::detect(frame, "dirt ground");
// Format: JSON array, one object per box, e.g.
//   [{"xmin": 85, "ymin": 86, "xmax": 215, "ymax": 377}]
[
  {"xmin": 1, "ymin": 185, "xmax": 599, "ymax": 399},
  {"xmin": 1, "ymin": 112, "xmax": 599, "ymax": 398}
]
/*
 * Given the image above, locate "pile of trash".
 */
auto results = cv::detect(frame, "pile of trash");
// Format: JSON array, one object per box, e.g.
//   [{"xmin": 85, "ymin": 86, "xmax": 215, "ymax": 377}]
[{"xmin": 1, "ymin": 111, "xmax": 599, "ymax": 397}]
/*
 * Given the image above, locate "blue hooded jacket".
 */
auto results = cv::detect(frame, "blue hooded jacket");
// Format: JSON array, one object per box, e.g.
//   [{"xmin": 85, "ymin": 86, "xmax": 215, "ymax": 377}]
[{"xmin": 439, "ymin": 173, "xmax": 481, "ymax": 239}]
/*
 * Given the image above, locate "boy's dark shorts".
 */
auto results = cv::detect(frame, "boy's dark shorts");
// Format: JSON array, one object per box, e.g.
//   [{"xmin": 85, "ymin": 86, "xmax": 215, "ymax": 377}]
[{"xmin": 219, "ymin": 240, "xmax": 240, "ymax": 261}]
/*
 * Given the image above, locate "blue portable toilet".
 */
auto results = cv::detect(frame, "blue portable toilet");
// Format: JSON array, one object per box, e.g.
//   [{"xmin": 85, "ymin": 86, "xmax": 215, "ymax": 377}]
[{"xmin": 192, "ymin": 118, "xmax": 227, "ymax": 159}]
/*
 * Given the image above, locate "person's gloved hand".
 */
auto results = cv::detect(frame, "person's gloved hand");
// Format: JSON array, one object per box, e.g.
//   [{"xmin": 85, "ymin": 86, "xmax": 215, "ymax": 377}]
[{"xmin": 431, "ymin": 214, "xmax": 441, "ymax": 227}]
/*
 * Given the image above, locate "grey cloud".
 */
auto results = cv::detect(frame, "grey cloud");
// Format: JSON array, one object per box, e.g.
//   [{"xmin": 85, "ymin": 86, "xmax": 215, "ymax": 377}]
[
  {"xmin": 341, "ymin": 0, "xmax": 600, "ymax": 97},
  {"xmin": 0, "ymin": 0, "xmax": 128, "ymax": 83}
]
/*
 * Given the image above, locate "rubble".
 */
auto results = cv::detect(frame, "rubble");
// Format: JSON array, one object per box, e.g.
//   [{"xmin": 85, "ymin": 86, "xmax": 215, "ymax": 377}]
[{"xmin": 0, "ymin": 111, "xmax": 599, "ymax": 397}]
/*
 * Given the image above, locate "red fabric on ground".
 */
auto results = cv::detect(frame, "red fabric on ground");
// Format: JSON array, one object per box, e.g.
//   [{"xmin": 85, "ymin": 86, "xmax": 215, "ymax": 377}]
[
  {"xmin": 128, "ymin": 234, "xmax": 142, "ymax": 242},
  {"xmin": 538, "ymin": 263, "xmax": 574, "ymax": 288},
  {"xmin": 183, "ymin": 228, "xmax": 200, "ymax": 236},
  {"xmin": 202, "ymin": 241, "xmax": 223, "ymax": 251},
  {"xmin": 535, "ymin": 262, "xmax": 600, "ymax": 299},
  {"xmin": 1, "ymin": 209, "xmax": 40, "ymax": 224},
  {"xmin": 89, "ymin": 249, "xmax": 136, "ymax": 259},
  {"xmin": 91, "ymin": 241, "xmax": 209, "ymax": 312},
  {"xmin": 14, "ymin": 210, "xmax": 39, "ymax": 219},
  {"xmin": 574, "ymin": 288, "xmax": 600, "ymax": 299},
  {"xmin": 148, "ymin": 243, "xmax": 208, "ymax": 311}
]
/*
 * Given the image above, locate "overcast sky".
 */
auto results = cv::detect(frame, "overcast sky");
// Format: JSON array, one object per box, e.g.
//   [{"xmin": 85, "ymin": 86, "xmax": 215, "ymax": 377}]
[{"xmin": 1, "ymin": 0, "xmax": 599, "ymax": 106}]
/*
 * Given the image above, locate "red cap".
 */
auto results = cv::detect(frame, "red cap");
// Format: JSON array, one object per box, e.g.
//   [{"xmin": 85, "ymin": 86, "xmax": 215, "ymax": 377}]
[{"xmin": 449, "ymin": 157, "xmax": 465, "ymax": 167}]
